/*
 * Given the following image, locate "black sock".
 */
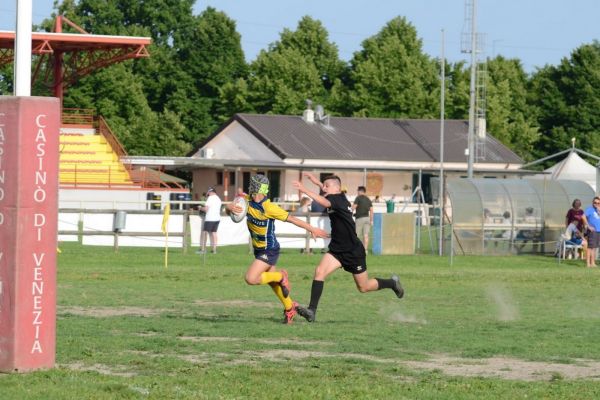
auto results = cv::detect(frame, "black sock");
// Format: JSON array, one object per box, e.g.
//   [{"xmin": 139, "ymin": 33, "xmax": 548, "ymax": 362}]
[
  {"xmin": 375, "ymin": 277, "xmax": 394, "ymax": 290},
  {"xmin": 308, "ymin": 280, "xmax": 324, "ymax": 311}
]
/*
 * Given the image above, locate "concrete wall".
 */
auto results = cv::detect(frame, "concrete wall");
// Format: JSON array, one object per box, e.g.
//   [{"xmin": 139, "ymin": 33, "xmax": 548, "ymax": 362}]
[
  {"xmin": 58, "ymin": 211, "xmax": 331, "ymax": 249},
  {"xmin": 59, "ymin": 189, "xmax": 193, "ymax": 210}
]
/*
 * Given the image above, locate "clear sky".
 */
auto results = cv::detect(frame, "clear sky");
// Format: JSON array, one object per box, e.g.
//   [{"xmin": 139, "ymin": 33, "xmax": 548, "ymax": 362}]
[{"xmin": 1, "ymin": 0, "xmax": 598, "ymax": 72}]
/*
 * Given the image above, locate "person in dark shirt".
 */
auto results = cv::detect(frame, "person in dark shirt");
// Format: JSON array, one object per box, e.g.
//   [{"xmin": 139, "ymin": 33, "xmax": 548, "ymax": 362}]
[
  {"xmin": 352, "ymin": 186, "xmax": 373, "ymax": 252},
  {"xmin": 566, "ymin": 199, "xmax": 586, "ymax": 232},
  {"xmin": 291, "ymin": 172, "xmax": 404, "ymax": 323}
]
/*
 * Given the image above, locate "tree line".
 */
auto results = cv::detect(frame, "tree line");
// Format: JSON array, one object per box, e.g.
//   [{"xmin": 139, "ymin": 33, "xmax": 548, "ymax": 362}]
[{"xmin": 2, "ymin": 1, "xmax": 599, "ymax": 162}]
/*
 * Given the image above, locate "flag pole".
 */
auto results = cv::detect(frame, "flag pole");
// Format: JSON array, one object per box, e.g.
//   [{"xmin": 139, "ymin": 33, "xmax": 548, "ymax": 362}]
[
  {"xmin": 161, "ymin": 203, "xmax": 171, "ymax": 269},
  {"xmin": 164, "ymin": 231, "xmax": 169, "ymax": 269}
]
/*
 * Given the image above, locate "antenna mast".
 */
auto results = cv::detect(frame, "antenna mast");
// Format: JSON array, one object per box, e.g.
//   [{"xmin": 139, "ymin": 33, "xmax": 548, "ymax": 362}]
[{"xmin": 461, "ymin": 0, "xmax": 487, "ymax": 177}]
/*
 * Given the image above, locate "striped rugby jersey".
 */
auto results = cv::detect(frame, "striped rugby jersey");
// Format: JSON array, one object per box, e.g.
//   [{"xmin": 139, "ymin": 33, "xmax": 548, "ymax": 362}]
[{"xmin": 246, "ymin": 196, "xmax": 289, "ymax": 250}]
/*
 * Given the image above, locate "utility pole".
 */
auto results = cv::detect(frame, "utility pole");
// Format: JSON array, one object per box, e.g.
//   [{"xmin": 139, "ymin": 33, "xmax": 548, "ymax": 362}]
[
  {"xmin": 439, "ymin": 29, "xmax": 445, "ymax": 256},
  {"xmin": 466, "ymin": 0, "xmax": 477, "ymax": 178}
]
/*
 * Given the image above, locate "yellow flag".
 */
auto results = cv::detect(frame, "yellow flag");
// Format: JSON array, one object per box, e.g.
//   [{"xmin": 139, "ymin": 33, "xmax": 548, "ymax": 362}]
[{"xmin": 161, "ymin": 203, "xmax": 170, "ymax": 234}]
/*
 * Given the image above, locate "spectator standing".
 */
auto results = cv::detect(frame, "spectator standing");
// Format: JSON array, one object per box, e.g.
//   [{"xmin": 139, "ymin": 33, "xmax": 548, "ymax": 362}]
[
  {"xmin": 584, "ymin": 197, "xmax": 600, "ymax": 268},
  {"xmin": 352, "ymin": 186, "xmax": 373, "ymax": 252},
  {"xmin": 566, "ymin": 199, "xmax": 586, "ymax": 231},
  {"xmin": 197, "ymin": 187, "xmax": 222, "ymax": 254}
]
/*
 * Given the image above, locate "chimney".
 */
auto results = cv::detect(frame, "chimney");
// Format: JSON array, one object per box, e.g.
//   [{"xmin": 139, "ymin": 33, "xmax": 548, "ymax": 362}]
[{"xmin": 302, "ymin": 99, "xmax": 315, "ymax": 123}]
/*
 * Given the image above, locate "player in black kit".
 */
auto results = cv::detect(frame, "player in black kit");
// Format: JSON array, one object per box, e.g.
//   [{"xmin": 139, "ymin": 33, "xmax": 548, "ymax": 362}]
[{"xmin": 292, "ymin": 172, "xmax": 404, "ymax": 322}]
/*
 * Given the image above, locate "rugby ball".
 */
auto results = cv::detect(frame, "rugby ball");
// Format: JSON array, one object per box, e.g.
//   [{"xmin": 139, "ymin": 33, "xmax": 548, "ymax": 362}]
[{"xmin": 230, "ymin": 196, "xmax": 248, "ymax": 223}]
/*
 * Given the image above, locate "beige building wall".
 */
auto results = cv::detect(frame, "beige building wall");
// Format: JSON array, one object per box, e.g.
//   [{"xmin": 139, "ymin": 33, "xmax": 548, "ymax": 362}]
[
  {"xmin": 192, "ymin": 168, "xmax": 236, "ymax": 202},
  {"xmin": 280, "ymin": 169, "xmax": 413, "ymax": 202}
]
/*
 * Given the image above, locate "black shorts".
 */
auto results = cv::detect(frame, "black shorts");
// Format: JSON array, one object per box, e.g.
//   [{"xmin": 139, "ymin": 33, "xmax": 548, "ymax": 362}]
[
  {"xmin": 329, "ymin": 246, "xmax": 367, "ymax": 274},
  {"xmin": 203, "ymin": 220, "xmax": 220, "ymax": 232}
]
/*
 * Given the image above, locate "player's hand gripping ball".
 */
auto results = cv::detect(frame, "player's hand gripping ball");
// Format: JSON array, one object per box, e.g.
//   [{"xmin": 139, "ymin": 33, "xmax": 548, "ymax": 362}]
[{"xmin": 229, "ymin": 197, "xmax": 248, "ymax": 223}]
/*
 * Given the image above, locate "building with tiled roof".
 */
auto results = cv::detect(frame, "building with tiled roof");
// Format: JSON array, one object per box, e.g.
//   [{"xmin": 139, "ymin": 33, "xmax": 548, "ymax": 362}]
[{"xmin": 128, "ymin": 109, "xmax": 527, "ymax": 204}]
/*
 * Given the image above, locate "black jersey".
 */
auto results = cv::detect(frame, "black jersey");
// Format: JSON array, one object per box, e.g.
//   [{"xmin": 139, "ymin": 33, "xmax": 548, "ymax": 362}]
[{"xmin": 326, "ymin": 193, "xmax": 363, "ymax": 252}]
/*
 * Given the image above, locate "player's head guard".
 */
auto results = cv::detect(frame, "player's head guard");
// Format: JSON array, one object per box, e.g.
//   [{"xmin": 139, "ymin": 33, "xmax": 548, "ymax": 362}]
[{"xmin": 249, "ymin": 174, "xmax": 269, "ymax": 195}]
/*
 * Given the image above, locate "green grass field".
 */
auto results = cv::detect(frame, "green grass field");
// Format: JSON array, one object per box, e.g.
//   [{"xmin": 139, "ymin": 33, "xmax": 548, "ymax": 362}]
[{"xmin": 3, "ymin": 243, "xmax": 600, "ymax": 399}]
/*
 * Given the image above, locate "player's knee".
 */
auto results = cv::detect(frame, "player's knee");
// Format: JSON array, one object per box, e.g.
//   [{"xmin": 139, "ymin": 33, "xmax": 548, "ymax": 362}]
[
  {"xmin": 356, "ymin": 284, "xmax": 369, "ymax": 293},
  {"xmin": 244, "ymin": 275, "xmax": 260, "ymax": 285},
  {"xmin": 314, "ymin": 268, "xmax": 327, "ymax": 280}
]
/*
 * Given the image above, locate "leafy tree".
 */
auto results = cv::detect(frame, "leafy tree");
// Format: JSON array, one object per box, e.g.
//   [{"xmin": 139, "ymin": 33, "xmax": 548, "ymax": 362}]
[
  {"xmin": 64, "ymin": 63, "xmax": 189, "ymax": 155},
  {"xmin": 246, "ymin": 47, "xmax": 325, "ymax": 114},
  {"xmin": 178, "ymin": 8, "xmax": 247, "ymax": 100},
  {"xmin": 215, "ymin": 78, "xmax": 255, "ymax": 122},
  {"xmin": 444, "ymin": 61, "xmax": 470, "ymax": 119},
  {"xmin": 529, "ymin": 42, "xmax": 600, "ymax": 158},
  {"xmin": 37, "ymin": 1, "xmax": 241, "ymax": 153},
  {"xmin": 53, "ymin": 0, "xmax": 194, "ymax": 43},
  {"xmin": 171, "ymin": 7, "xmax": 248, "ymax": 145},
  {"xmin": 436, "ymin": 57, "xmax": 538, "ymax": 160},
  {"xmin": 274, "ymin": 16, "xmax": 346, "ymax": 91},
  {"xmin": 484, "ymin": 56, "xmax": 539, "ymax": 160},
  {"xmin": 219, "ymin": 16, "xmax": 345, "ymax": 116},
  {"xmin": 0, "ymin": 65, "xmax": 13, "ymax": 95},
  {"xmin": 346, "ymin": 17, "xmax": 439, "ymax": 118}
]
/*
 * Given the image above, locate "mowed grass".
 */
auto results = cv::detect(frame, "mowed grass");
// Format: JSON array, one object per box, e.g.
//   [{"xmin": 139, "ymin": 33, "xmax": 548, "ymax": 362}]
[{"xmin": 3, "ymin": 243, "xmax": 600, "ymax": 399}]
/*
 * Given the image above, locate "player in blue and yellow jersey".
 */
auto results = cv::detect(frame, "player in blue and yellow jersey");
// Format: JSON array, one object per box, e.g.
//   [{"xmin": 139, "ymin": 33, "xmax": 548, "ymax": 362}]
[{"xmin": 227, "ymin": 174, "xmax": 329, "ymax": 324}]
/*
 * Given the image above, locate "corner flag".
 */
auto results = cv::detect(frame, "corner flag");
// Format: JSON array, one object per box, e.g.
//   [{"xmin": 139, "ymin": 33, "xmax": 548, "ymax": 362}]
[{"xmin": 161, "ymin": 203, "xmax": 171, "ymax": 234}]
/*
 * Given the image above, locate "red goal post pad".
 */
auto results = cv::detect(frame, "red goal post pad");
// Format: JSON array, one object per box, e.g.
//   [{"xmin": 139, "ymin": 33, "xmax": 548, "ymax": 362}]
[{"xmin": 0, "ymin": 97, "xmax": 60, "ymax": 372}]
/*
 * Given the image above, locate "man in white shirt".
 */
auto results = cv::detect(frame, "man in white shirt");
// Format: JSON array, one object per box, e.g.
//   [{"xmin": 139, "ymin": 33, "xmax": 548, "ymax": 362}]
[{"xmin": 198, "ymin": 187, "xmax": 222, "ymax": 254}]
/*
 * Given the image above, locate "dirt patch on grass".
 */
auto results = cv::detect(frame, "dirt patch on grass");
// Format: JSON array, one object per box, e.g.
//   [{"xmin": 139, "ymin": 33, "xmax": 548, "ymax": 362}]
[
  {"xmin": 247, "ymin": 349, "xmax": 328, "ymax": 361},
  {"xmin": 404, "ymin": 354, "xmax": 600, "ymax": 381},
  {"xmin": 133, "ymin": 332, "xmax": 159, "ymax": 337},
  {"xmin": 180, "ymin": 336, "xmax": 239, "ymax": 343},
  {"xmin": 195, "ymin": 348, "xmax": 600, "ymax": 381},
  {"xmin": 59, "ymin": 306, "xmax": 165, "ymax": 317},
  {"xmin": 59, "ymin": 300, "xmax": 281, "ymax": 318},
  {"xmin": 257, "ymin": 338, "xmax": 333, "ymax": 346},
  {"xmin": 122, "ymin": 338, "xmax": 600, "ymax": 381},
  {"xmin": 62, "ymin": 362, "xmax": 137, "ymax": 377}
]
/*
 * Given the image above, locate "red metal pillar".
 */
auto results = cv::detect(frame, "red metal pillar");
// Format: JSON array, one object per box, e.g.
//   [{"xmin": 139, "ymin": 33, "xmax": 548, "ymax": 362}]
[
  {"xmin": 53, "ymin": 16, "xmax": 64, "ymax": 106},
  {"xmin": 0, "ymin": 97, "xmax": 60, "ymax": 372}
]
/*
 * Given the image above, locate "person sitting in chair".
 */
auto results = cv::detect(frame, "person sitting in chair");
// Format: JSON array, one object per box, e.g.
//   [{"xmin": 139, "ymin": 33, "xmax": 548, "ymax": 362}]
[{"xmin": 562, "ymin": 222, "xmax": 585, "ymax": 259}]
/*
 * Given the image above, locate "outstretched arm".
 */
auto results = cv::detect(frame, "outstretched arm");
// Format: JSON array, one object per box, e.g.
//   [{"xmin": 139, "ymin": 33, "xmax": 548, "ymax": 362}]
[
  {"xmin": 287, "ymin": 215, "xmax": 329, "ymax": 239},
  {"xmin": 302, "ymin": 172, "xmax": 324, "ymax": 190},
  {"xmin": 293, "ymin": 180, "xmax": 331, "ymax": 209}
]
